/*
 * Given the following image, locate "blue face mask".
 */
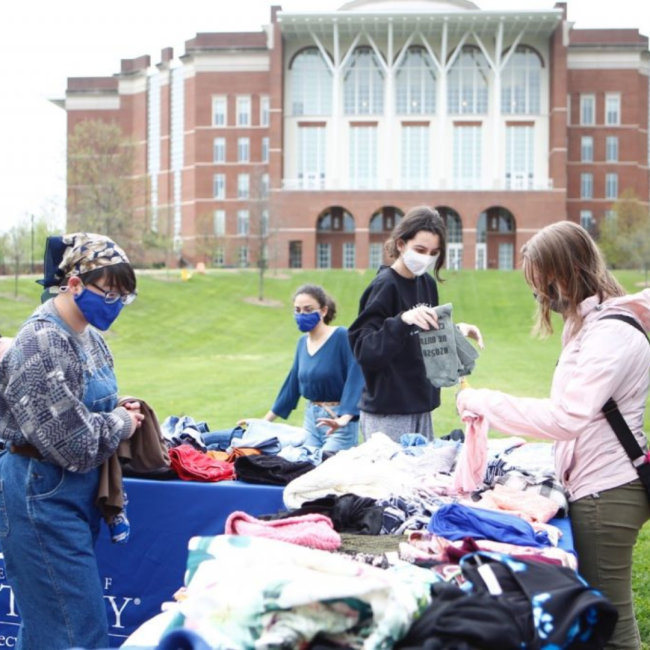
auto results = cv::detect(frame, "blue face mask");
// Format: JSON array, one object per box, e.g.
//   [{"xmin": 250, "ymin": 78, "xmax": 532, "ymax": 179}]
[
  {"xmin": 74, "ymin": 288, "xmax": 123, "ymax": 331},
  {"xmin": 294, "ymin": 311, "xmax": 321, "ymax": 333}
]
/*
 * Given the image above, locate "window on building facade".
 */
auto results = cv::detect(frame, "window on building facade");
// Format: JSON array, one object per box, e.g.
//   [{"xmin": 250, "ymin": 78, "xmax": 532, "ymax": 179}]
[
  {"xmin": 395, "ymin": 46, "xmax": 436, "ymax": 115},
  {"xmin": 438, "ymin": 209, "xmax": 462, "ymax": 244},
  {"xmin": 580, "ymin": 210, "xmax": 593, "ymax": 231},
  {"xmin": 604, "ymin": 209, "xmax": 616, "ymax": 220},
  {"xmin": 214, "ymin": 209, "xmax": 226, "ymax": 236},
  {"xmin": 214, "ymin": 246, "xmax": 225, "ymax": 267},
  {"xmin": 369, "ymin": 242, "xmax": 383, "ymax": 269},
  {"xmin": 261, "ymin": 210, "xmax": 269, "ymax": 236},
  {"xmin": 239, "ymin": 246, "xmax": 249, "ymax": 267},
  {"xmin": 344, "ymin": 47, "xmax": 385, "ymax": 115},
  {"xmin": 605, "ymin": 94, "xmax": 621, "ymax": 125},
  {"xmin": 212, "ymin": 96, "xmax": 227, "ymax": 126},
  {"xmin": 580, "ymin": 172, "xmax": 593, "ymax": 199},
  {"xmin": 580, "ymin": 94, "xmax": 595, "ymax": 125},
  {"xmin": 581, "ymin": 136, "xmax": 593, "ymax": 163},
  {"xmin": 237, "ymin": 209, "xmax": 249, "ymax": 236},
  {"xmin": 317, "ymin": 242, "xmax": 331, "ymax": 269},
  {"xmin": 290, "ymin": 48, "xmax": 333, "ymax": 116},
  {"xmin": 606, "ymin": 136, "xmax": 619, "ymax": 162},
  {"xmin": 262, "ymin": 137, "xmax": 269, "ymax": 163},
  {"xmin": 147, "ymin": 73, "xmax": 161, "ymax": 232},
  {"xmin": 237, "ymin": 96, "xmax": 251, "ymax": 126},
  {"xmin": 238, "ymin": 137, "xmax": 250, "ymax": 163},
  {"xmin": 401, "ymin": 125, "xmax": 429, "ymax": 189},
  {"xmin": 171, "ymin": 67, "xmax": 185, "ymax": 242},
  {"xmin": 298, "ymin": 126, "xmax": 326, "ymax": 188},
  {"xmin": 448, "ymin": 46, "xmax": 489, "ymax": 115},
  {"xmin": 213, "ymin": 174, "xmax": 226, "ymax": 199},
  {"xmin": 318, "ymin": 208, "xmax": 355, "ymax": 232},
  {"xmin": 211, "ymin": 137, "xmax": 225, "ymax": 164},
  {"xmin": 505, "ymin": 125, "xmax": 534, "ymax": 189},
  {"xmin": 260, "ymin": 96, "xmax": 270, "ymax": 126},
  {"xmin": 237, "ymin": 173, "xmax": 250, "ymax": 199},
  {"xmin": 343, "ymin": 242, "xmax": 356, "ymax": 269},
  {"xmin": 261, "ymin": 173, "xmax": 270, "ymax": 198},
  {"xmin": 349, "ymin": 125, "xmax": 377, "ymax": 188},
  {"xmin": 498, "ymin": 243, "xmax": 514, "ymax": 271},
  {"xmin": 501, "ymin": 45, "xmax": 542, "ymax": 114},
  {"xmin": 605, "ymin": 173, "xmax": 618, "ymax": 200},
  {"xmin": 453, "ymin": 125, "xmax": 482, "ymax": 189},
  {"xmin": 289, "ymin": 241, "xmax": 303, "ymax": 268}
]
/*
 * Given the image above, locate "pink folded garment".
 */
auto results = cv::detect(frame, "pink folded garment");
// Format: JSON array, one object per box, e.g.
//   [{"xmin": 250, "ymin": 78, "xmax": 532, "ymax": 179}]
[
  {"xmin": 452, "ymin": 410, "xmax": 488, "ymax": 493},
  {"xmin": 225, "ymin": 511, "xmax": 342, "ymax": 551}
]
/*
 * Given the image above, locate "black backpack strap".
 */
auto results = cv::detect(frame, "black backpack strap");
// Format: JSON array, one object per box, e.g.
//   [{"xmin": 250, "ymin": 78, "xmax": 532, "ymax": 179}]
[
  {"xmin": 598, "ymin": 314, "xmax": 649, "ymax": 466},
  {"xmin": 602, "ymin": 398, "xmax": 647, "ymax": 466},
  {"xmin": 599, "ymin": 314, "xmax": 649, "ymax": 343}
]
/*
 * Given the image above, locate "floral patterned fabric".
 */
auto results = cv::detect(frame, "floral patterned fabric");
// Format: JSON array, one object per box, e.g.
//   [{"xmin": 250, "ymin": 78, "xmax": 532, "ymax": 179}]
[{"xmin": 163, "ymin": 534, "xmax": 440, "ymax": 649}]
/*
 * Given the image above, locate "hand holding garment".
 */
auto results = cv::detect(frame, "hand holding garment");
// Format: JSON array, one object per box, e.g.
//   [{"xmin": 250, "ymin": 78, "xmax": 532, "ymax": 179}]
[
  {"xmin": 452, "ymin": 410, "xmax": 488, "ymax": 493},
  {"xmin": 419, "ymin": 303, "xmax": 479, "ymax": 388}
]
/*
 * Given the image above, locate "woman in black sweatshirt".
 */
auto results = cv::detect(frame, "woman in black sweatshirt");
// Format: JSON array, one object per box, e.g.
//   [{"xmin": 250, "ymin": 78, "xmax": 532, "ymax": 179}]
[{"xmin": 348, "ymin": 206, "xmax": 482, "ymax": 442}]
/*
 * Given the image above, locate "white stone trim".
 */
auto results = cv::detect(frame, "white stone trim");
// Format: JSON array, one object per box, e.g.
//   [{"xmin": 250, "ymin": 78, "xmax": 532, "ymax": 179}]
[
  {"xmin": 118, "ymin": 76, "xmax": 148, "ymax": 96},
  {"xmin": 65, "ymin": 95, "xmax": 120, "ymax": 111}
]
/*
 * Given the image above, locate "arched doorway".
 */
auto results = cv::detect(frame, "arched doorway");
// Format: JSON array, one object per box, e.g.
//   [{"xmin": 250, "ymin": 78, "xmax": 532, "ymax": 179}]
[
  {"xmin": 316, "ymin": 206, "xmax": 356, "ymax": 269},
  {"xmin": 476, "ymin": 207, "xmax": 517, "ymax": 270},
  {"xmin": 368, "ymin": 206, "xmax": 404, "ymax": 269},
  {"xmin": 435, "ymin": 206, "xmax": 463, "ymax": 270}
]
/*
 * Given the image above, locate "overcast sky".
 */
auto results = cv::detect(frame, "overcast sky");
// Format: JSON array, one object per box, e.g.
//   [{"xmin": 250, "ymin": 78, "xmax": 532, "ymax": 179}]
[{"xmin": 0, "ymin": 0, "xmax": 648, "ymax": 235}]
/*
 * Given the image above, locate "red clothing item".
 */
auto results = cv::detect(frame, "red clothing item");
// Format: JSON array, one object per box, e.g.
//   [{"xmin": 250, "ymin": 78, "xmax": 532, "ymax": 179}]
[{"xmin": 169, "ymin": 445, "xmax": 235, "ymax": 482}]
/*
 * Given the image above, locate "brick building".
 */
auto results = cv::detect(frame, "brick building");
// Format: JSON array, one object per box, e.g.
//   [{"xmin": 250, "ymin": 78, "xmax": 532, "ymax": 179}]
[{"xmin": 57, "ymin": 0, "xmax": 650, "ymax": 270}]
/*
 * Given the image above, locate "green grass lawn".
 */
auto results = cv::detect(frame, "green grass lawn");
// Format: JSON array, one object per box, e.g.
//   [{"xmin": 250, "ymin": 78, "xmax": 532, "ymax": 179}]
[{"xmin": 1, "ymin": 268, "xmax": 649, "ymax": 645}]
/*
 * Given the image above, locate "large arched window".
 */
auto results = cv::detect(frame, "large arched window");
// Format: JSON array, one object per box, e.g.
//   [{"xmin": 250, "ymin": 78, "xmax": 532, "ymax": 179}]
[
  {"xmin": 344, "ymin": 47, "xmax": 385, "ymax": 115},
  {"xmin": 369, "ymin": 206, "xmax": 404, "ymax": 233},
  {"xmin": 501, "ymin": 46, "xmax": 543, "ymax": 114},
  {"xmin": 290, "ymin": 47, "xmax": 333, "ymax": 116},
  {"xmin": 448, "ymin": 46, "xmax": 489, "ymax": 115},
  {"xmin": 317, "ymin": 207, "xmax": 355, "ymax": 232},
  {"xmin": 395, "ymin": 46, "xmax": 436, "ymax": 115}
]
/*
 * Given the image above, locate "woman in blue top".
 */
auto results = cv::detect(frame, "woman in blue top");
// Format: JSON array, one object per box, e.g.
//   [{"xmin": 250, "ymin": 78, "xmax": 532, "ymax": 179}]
[{"xmin": 263, "ymin": 284, "xmax": 364, "ymax": 452}]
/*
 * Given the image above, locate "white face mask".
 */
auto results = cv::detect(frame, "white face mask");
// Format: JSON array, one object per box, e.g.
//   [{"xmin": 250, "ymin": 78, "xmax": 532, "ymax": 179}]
[{"xmin": 402, "ymin": 248, "xmax": 439, "ymax": 276}]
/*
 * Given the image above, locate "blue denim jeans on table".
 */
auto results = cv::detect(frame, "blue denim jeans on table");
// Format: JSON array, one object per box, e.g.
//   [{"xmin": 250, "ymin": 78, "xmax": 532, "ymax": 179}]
[
  {"xmin": 303, "ymin": 402, "xmax": 359, "ymax": 452},
  {"xmin": 0, "ymin": 309, "xmax": 116, "ymax": 649},
  {"xmin": 203, "ymin": 426, "xmax": 245, "ymax": 451}
]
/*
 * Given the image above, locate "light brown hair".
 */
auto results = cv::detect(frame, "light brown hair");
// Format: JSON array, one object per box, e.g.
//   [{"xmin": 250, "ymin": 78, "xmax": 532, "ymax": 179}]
[{"xmin": 521, "ymin": 221, "xmax": 625, "ymax": 338}]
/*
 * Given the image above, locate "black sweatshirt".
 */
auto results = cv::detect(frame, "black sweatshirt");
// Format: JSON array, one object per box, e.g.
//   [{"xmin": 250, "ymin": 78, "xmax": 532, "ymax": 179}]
[{"xmin": 348, "ymin": 266, "xmax": 440, "ymax": 415}]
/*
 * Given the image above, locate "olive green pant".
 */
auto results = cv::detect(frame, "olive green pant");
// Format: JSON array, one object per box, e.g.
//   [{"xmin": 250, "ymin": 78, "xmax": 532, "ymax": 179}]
[{"xmin": 571, "ymin": 480, "xmax": 650, "ymax": 650}]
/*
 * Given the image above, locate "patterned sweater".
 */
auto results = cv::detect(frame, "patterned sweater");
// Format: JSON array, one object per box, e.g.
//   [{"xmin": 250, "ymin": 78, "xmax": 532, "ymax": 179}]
[{"xmin": 0, "ymin": 300, "xmax": 132, "ymax": 473}]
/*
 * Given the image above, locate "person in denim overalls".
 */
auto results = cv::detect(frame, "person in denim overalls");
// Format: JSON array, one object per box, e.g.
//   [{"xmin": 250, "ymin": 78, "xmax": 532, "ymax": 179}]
[
  {"xmin": 250, "ymin": 285, "xmax": 364, "ymax": 453},
  {"xmin": 0, "ymin": 233, "xmax": 143, "ymax": 650}
]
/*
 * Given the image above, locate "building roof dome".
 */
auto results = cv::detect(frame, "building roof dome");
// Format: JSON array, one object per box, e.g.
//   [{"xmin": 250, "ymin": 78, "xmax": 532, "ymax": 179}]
[{"xmin": 338, "ymin": 0, "xmax": 480, "ymax": 12}]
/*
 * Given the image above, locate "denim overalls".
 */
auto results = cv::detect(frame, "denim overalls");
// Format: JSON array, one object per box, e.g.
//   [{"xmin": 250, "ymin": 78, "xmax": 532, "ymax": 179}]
[{"xmin": 0, "ymin": 308, "xmax": 119, "ymax": 650}]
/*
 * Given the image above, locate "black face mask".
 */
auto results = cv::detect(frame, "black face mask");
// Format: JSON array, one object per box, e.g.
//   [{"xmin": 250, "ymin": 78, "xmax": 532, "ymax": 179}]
[{"xmin": 533, "ymin": 284, "xmax": 568, "ymax": 314}]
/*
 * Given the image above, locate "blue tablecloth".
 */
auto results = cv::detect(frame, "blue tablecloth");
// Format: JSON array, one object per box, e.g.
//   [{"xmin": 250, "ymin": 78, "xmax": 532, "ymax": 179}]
[
  {"xmin": 0, "ymin": 478, "xmax": 287, "ymax": 648},
  {"xmin": 0, "ymin": 477, "xmax": 575, "ymax": 647}
]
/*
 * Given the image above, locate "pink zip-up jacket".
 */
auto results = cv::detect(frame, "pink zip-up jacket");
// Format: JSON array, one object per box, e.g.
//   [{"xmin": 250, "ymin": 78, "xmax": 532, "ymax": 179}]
[{"xmin": 457, "ymin": 290, "xmax": 650, "ymax": 502}]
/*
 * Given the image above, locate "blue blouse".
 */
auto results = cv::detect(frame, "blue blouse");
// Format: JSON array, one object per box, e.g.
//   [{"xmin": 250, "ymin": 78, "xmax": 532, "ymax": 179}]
[{"xmin": 271, "ymin": 327, "xmax": 364, "ymax": 419}]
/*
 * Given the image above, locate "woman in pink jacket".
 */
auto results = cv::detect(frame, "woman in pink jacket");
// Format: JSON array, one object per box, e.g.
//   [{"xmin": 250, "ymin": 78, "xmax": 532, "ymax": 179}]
[{"xmin": 457, "ymin": 221, "xmax": 650, "ymax": 650}]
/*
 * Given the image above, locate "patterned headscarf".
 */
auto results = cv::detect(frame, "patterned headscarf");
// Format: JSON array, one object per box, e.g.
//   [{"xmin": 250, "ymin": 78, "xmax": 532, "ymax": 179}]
[{"xmin": 59, "ymin": 233, "xmax": 129, "ymax": 279}]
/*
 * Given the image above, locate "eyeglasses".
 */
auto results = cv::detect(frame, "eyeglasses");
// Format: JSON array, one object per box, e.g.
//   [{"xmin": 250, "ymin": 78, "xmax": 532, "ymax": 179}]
[{"xmin": 87, "ymin": 282, "xmax": 137, "ymax": 306}]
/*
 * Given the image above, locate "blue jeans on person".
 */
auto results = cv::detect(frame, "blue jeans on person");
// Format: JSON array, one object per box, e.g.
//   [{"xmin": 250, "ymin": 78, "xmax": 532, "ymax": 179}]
[
  {"xmin": 303, "ymin": 402, "xmax": 359, "ymax": 452},
  {"xmin": 0, "ymin": 309, "xmax": 117, "ymax": 649}
]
